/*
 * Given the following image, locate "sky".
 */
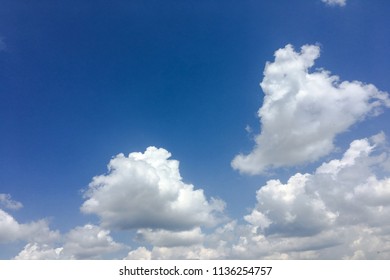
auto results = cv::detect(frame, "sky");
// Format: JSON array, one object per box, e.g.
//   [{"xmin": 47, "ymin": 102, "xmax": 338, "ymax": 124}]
[{"xmin": 1, "ymin": 0, "xmax": 390, "ymax": 259}]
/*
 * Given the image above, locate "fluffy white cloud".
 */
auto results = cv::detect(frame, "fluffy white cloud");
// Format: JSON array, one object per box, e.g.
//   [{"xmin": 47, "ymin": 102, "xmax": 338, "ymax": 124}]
[
  {"xmin": 124, "ymin": 221, "xmax": 239, "ymax": 260},
  {"xmin": 14, "ymin": 243, "xmax": 63, "ymax": 260},
  {"xmin": 124, "ymin": 246, "xmax": 152, "ymax": 260},
  {"xmin": 81, "ymin": 147, "xmax": 225, "ymax": 231},
  {"xmin": 122, "ymin": 134, "xmax": 390, "ymax": 259},
  {"xmin": 322, "ymin": 0, "xmax": 347, "ymax": 7},
  {"xmin": 232, "ymin": 44, "xmax": 390, "ymax": 174},
  {"xmin": 11, "ymin": 135, "xmax": 390, "ymax": 260},
  {"xmin": 0, "ymin": 209, "xmax": 59, "ymax": 244},
  {"xmin": 239, "ymin": 133, "xmax": 390, "ymax": 259},
  {"xmin": 126, "ymin": 244, "xmax": 225, "ymax": 260},
  {"xmin": 15, "ymin": 224, "xmax": 123, "ymax": 260},
  {"xmin": 61, "ymin": 224, "xmax": 123, "ymax": 259},
  {"xmin": 0, "ymin": 194, "xmax": 23, "ymax": 210}
]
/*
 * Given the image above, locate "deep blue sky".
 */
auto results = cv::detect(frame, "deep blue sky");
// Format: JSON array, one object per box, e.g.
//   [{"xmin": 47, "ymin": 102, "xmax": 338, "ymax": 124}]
[{"xmin": 1, "ymin": 0, "xmax": 390, "ymax": 258}]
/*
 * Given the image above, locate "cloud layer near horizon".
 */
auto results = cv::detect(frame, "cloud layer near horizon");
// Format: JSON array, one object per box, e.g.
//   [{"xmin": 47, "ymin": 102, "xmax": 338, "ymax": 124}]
[
  {"xmin": 4, "ymin": 133, "xmax": 390, "ymax": 259},
  {"xmin": 232, "ymin": 44, "xmax": 390, "ymax": 174},
  {"xmin": 124, "ymin": 134, "xmax": 390, "ymax": 259}
]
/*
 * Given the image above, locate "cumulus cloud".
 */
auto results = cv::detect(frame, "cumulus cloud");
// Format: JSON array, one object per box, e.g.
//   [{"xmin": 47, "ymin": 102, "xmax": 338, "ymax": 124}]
[
  {"xmin": 240, "ymin": 133, "xmax": 390, "ymax": 259},
  {"xmin": 14, "ymin": 243, "xmax": 63, "ymax": 260},
  {"xmin": 124, "ymin": 221, "xmax": 239, "ymax": 260},
  {"xmin": 123, "ymin": 134, "xmax": 390, "ymax": 259},
  {"xmin": 232, "ymin": 44, "xmax": 390, "ymax": 174},
  {"xmin": 81, "ymin": 147, "xmax": 225, "ymax": 231},
  {"xmin": 61, "ymin": 224, "xmax": 123, "ymax": 259},
  {"xmin": 0, "ymin": 194, "xmax": 23, "ymax": 210},
  {"xmin": 15, "ymin": 224, "xmax": 123, "ymax": 260},
  {"xmin": 322, "ymin": 0, "xmax": 347, "ymax": 7},
  {"xmin": 0, "ymin": 209, "xmax": 59, "ymax": 244},
  {"xmin": 124, "ymin": 246, "xmax": 152, "ymax": 260}
]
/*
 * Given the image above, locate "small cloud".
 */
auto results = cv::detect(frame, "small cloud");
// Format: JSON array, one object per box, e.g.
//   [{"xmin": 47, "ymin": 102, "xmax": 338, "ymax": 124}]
[
  {"xmin": 321, "ymin": 0, "xmax": 347, "ymax": 7},
  {"xmin": 0, "ymin": 208, "xmax": 59, "ymax": 244},
  {"xmin": 0, "ymin": 194, "xmax": 23, "ymax": 210}
]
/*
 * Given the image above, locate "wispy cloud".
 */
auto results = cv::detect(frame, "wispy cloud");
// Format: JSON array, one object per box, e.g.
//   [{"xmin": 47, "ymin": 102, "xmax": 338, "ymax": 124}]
[{"xmin": 322, "ymin": 0, "xmax": 347, "ymax": 7}]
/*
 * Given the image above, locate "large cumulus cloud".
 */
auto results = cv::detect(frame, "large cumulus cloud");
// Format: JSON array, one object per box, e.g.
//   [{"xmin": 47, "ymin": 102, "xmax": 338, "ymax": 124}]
[
  {"xmin": 232, "ymin": 44, "xmax": 390, "ymax": 174},
  {"xmin": 240, "ymin": 133, "xmax": 390, "ymax": 259}
]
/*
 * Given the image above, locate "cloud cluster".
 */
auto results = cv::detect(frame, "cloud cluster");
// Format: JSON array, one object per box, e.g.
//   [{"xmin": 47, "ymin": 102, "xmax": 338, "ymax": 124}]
[
  {"xmin": 239, "ymin": 133, "xmax": 390, "ymax": 259},
  {"xmin": 124, "ymin": 134, "xmax": 390, "ymax": 259},
  {"xmin": 8, "ymin": 134, "xmax": 390, "ymax": 259},
  {"xmin": 322, "ymin": 0, "xmax": 347, "ymax": 7},
  {"xmin": 15, "ymin": 224, "xmax": 123, "ymax": 260},
  {"xmin": 232, "ymin": 44, "xmax": 390, "ymax": 174},
  {"xmin": 81, "ymin": 147, "xmax": 225, "ymax": 231}
]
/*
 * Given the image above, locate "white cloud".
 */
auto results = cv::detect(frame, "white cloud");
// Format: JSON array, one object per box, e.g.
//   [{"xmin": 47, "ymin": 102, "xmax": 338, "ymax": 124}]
[
  {"xmin": 124, "ymin": 246, "xmax": 152, "ymax": 260},
  {"xmin": 322, "ymin": 0, "xmax": 347, "ymax": 7},
  {"xmin": 61, "ymin": 224, "xmax": 122, "ymax": 259},
  {"xmin": 0, "ymin": 194, "xmax": 23, "ymax": 210},
  {"xmin": 232, "ymin": 44, "xmax": 390, "ymax": 174},
  {"xmin": 81, "ymin": 147, "xmax": 225, "ymax": 231},
  {"xmin": 126, "ymin": 244, "xmax": 226, "ymax": 260},
  {"xmin": 14, "ymin": 243, "xmax": 63, "ymax": 260},
  {"xmin": 11, "ymin": 135, "xmax": 390, "ymax": 260},
  {"xmin": 124, "ymin": 221, "xmax": 238, "ymax": 260},
  {"xmin": 122, "ymin": 134, "xmax": 390, "ymax": 259},
  {"xmin": 0, "ymin": 209, "xmax": 59, "ymax": 244},
  {"xmin": 15, "ymin": 224, "xmax": 123, "ymax": 260},
  {"xmin": 239, "ymin": 133, "xmax": 390, "ymax": 259}
]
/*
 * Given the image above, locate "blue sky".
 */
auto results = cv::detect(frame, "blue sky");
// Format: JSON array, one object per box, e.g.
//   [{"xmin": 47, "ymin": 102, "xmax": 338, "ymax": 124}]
[{"xmin": 1, "ymin": 0, "xmax": 390, "ymax": 259}]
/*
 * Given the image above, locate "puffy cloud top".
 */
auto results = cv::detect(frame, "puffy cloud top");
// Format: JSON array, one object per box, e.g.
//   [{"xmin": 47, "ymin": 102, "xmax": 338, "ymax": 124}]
[
  {"xmin": 241, "ymin": 133, "xmax": 390, "ymax": 259},
  {"xmin": 232, "ymin": 44, "xmax": 390, "ymax": 174},
  {"xmin": 81, "ymin": 147, "xmax": 225, "ymax": 231},
  {"xmin": 322, "ymin": 0, "xmax": 347, "ymax": 7}
]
